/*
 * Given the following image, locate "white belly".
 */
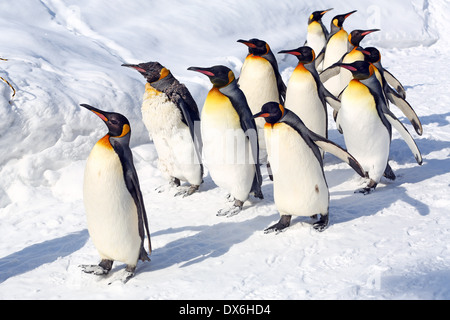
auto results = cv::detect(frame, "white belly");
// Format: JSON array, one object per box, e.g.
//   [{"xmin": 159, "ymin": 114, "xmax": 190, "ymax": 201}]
[
  {"xmin": 307, "ymin": 23, "xmax": 326, "ymax": 57},
  {"xmin": 265, "ymin": 123, "xmax": 329, "ymax": 217},
  {"xmin": 323, "ymin": 31, "xmax": 349, "ymax": 96},
  {"xmin": 238, "ymin": 56, "xmax": 280, "ymax": 161},
  {"xmin": 83, "ymin": 142, "xmax": 141, "ymax": 265},
  {"xmin": 285, "ymin": 71, "xmax": 326, "ymax": 137},
  {"xmin": 339, "ymin": 81, "xmax": 390, "ymax": 182},
  {"xmin": 201, "ymin": 89, "xmax": 256, "ymax": 201},
  {"xmin": 142, "ymin": 87, "xmax": 202, "ymax": 185}
]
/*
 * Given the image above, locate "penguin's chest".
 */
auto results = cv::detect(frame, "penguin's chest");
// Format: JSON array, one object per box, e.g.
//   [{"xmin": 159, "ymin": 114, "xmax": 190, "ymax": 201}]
[
  {"xmin": 340, "ymin": 80, "xmax": 381, "ymax": 132},
  {"xmin": 340, "ymin": 80, "xmax": 390, "ymax": 177},
  {"xmin": 201, "ymin": 88, "xmax": 250, "ymax": 165},
  {"xmin": 201, "ymin": 88, "xmax": 255, "ymax": 197},
  {"xmin": 265, "ymin": 123, "xmax": 328, "ymax": 216},
  {"xmin": 83, "ymin": 138, "xmax": 140, "ymax": 263},
  {"xmin": 285, "ymin": 66, "xmax": 325, "ymax": 135},
  {"xmin": 141, "ymin": 83, "xmax": 184, "ymax": 135},
  {"xmin": 238, "ymin": 55, "xmax": 280, "ymax": 113},
  {"xmin": 323, "ymin": 30, "xmax": 348, "ymax": 67},
  {"xmin": 307, "ymin": 22, "xmax": 326, "ymax": 53},
  {"xmin": 142, "ymin": 83, "xmax": 197, "ymax": 180}
]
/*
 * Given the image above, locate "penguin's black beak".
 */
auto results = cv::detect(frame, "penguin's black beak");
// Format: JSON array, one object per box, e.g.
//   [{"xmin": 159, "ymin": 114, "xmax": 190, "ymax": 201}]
[
  {"xmin": 338, "ymin": 64, "xmax": 358, "ymax": 72},
  {"xmin": 361, "ymin": 29, "xmax": 380, "ymax": 36},
  {"xmin": 253, "ymin": 111, "xmax": 270, "ymax": 119},
  {"xmin": 237, "ymin": 39, "xmax": 256, "ymax": 48},
  {"xmin": 122, "ymin": 63, "xmax": 147, "ymax": 74},
  {"xmin": 187, "ymin": 67, "xmax": 215, "ymax": 77},
  {"xmin": 344, "ymin": 10, "xmax": 357, "ymax": 19},
  {"xmin": 356, "ymin": 47, "xmax": 371, "ymax": 56},
  {"xmin": 80, "ymin": 104, "xmax": 109, "ymax": 122},
  {"xmin": 278, "ymin": 49, "xmax": 301, "ymax": 56},
  {"xmin": 321, "ymin": 8, "xmax": 333, "ymax": 15}
]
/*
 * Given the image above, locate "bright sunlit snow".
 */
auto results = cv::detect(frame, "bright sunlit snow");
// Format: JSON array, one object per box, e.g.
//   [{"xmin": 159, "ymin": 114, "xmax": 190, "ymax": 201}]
[{"xmin": 0, "ymin": 0, "xmax": 449, "ymax": 299}]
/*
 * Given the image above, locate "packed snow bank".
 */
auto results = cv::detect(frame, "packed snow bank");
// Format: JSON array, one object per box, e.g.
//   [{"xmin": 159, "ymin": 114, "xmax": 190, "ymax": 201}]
[{"xmin": 0, "ymin": 0, "xmax": 449, "ymax": 300}]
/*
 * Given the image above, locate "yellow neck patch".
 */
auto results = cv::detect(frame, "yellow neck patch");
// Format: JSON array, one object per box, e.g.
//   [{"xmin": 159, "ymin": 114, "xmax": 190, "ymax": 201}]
[
  {"xmin": 159, "ymin": 67, "xmax": 170, "ymax": 80},
  {"xmin": 117, "ymin": 124, "xmax": 130, "ymax": 138},
  {"xmin": 145, "ymin": 82, "xmax": 162, "ymax": 98},
  {"xmin": 97, "ymin": 134, "xmax": 113, "ymax": 149}
]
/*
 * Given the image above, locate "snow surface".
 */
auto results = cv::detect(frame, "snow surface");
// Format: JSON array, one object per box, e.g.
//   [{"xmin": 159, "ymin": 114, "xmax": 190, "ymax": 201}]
[{"xmin": 0, "ymin": 0, "xmax": 449, "ymax": 300}]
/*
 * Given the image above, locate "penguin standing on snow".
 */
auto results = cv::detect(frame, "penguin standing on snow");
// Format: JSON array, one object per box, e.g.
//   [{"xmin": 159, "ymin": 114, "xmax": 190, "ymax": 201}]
[
  {"xmin": 254, "ymin": 102, "xmax": 366, "ymax": 233},
  {"xmin": 122, "ymin": 62, "xmax": 203, "ymax": 197},
  {"xmin": 321, "ymin": 10, "xmax": 357, "ymax": 96},
  {"xmin": 304, "ymin": 8, "xmax": 333, "ymax": 72},
  {"xmin": 358, "ymin": 47, "xmax": 423, "ymax": 136},
  {"xmin": 336, "ymin": 61, "xmax": 423, "ymax": 194},
  {"xmin": 188, "ymin": 65, "xmax": 263, "ymax": 217},
  {"xmin": 278, "ymin": 46, "xmax": 340, "ymax": 141},
  {"xmin": 237, "ymin": 38, "xmax": 286, "ymax": 164},
  {"xmin": 80, "ymin": 104, "xmax": 151, "ymax": 283}
]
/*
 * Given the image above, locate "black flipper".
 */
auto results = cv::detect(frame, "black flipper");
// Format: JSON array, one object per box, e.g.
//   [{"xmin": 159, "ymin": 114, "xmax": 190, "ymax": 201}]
[
  {"xmin": 262, "ymin": 50, "xmax": 287, "ymax": 103},
  {"xmin": 385, "ymin": 86, "xmax": 423, "ymax": 136},
  {"xmin": 110, "ymin": 136, "xmax": 152, "ymax": 259},
  {"xmin": 383, "ymin": 68, "xmax": 406, "ymax": 99},
  {"xmin": 220, "ymin": 80, "xmax": 264, "ymax": 198}
]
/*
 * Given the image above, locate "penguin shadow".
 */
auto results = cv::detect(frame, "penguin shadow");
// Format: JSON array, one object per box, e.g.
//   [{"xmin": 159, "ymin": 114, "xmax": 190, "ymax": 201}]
[
  {"xmin": 0, "ymin": 229, "xmax": 89, "ymax": 284},
  {"xmin": 330, "ymin": 137, "xmax": 450, "ymax": 225},
  {"xmin": 414, "ymin": 111, "xmax": 450, "ymax": 128},
  {"xmin": 136, "ymin": 214, "xmax": 276, "ymax": 274}
]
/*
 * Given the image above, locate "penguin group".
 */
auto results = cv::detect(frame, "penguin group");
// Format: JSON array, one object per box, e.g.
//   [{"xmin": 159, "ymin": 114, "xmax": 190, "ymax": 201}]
[{"xmin": 79, "ymin": 8, "xmax": 423, "ymax": 281}]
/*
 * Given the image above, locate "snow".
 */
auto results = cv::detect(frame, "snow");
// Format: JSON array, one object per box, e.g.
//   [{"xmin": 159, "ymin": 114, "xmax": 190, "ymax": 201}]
[{"xmin": 0, "ymin": 0, "xmax": 449, "ymax": 300}]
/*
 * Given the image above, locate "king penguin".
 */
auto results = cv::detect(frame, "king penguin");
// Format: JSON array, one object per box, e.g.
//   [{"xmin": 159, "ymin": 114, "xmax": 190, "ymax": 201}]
[
  {"xmin": 336, "ymin": 61, "xmax": 423, "ymax": 194},
  {"xmin": 321, "ymin": 10, "xmax": 357, "ymax": 96},
  {"xmin": 254, "ymin": 102, "xmax": 366, "ymax": 233},
  {"xmin": 122, "ymin": 61, "xmax": 203, "ymax": 197},
  {"xmin": 80, "ymin": 104, "xmax": 151, "ymax": 283},
  {"xmin": 188, "ymin": 65, "xmax": 264, "ymax": 217},
  {"xmin": 358, "ymin": 47, "xmax": 423, "ymax": 136},
  {"xmin": 237, "ymin": 38, "xmax": 286, "ymax": 164},
  {"xmin": 278, "ymin": 46, "xmax": 340, "ymax": 141},
  {"xmin": 305, "ymin": 8, "xmax": 333, "ymax": 72}
]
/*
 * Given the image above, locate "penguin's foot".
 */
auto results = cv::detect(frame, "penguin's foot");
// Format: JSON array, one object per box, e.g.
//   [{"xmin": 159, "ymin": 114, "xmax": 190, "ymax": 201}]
[
  {"xmin": 264, "ymin": 215, "xmax": 292, "ymax": 234},
  {"xmin": 174, "ymin": 184, "xmax": 200, "ymax": 197},
  {"xmin": 252, "ymin": 190, "xmax": 264, "ymax": 200},
  {"xmin": 155, "ymin": 177, "xmax": 181, "ymax": 193},
  {"xmin": 217, "ymin": 200, "xmax": 244, "ymax": 217},
  {"xmin": 170, "ymin": 177, "xmax": 181, "ymax": 187},
  {"xmin": 107, "ymin": 265, "xmax": 136, "ymax": 285},
  {"xmin": 80, "ymin": 259, "xmax": 113, "ymax": 276},
  {"xmin": 225, "ymin": 194, "xmax": 234, "ymax": 202},
  {"xmin": 355, "ymin": 179, "xmax": 378, "ymax": 195},
  {"xmin": 312, "ymin": 214, "xmax": 329, "ymax": 232}
]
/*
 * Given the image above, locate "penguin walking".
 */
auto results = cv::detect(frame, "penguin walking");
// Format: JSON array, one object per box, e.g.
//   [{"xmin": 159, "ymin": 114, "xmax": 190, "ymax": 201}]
[
  {"xmin": 358, "ymin": 47, "xmax": 422, "ymax": 136},
  {"xmin": 320, "ymin": 29, "xmax": 379, "ymax": 98},
  {"xmin": 321, "ymin": 10, "xmax": 357, "ymax": 96},
  {"xmin": 188, "ymin": 65, "xmax": 263, "ymax": 216},
  {"xmin": 336, "ymin": 61, "xmax": 422, "ymax": 194},
  {"xmin": 237, "ymin": 38, "xmax": 286, "ymax": 164},
  {"xmin": 122, "ymin": 62, "xmax": 203, "ymax": 197},
  {"xmin": 305, "ymin": 8, "xmax": 333, "ymax": 72},
  {"xmin": 80, "ymin": 104, "xmax": 151, "ymax": 283},
  {"xmin": 278, "ymin": 46, "xmax": 340, "ymax": 141},
  {"xmin": 254, "ymin": 102, "xmax": 366, "ymax": 233}
]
